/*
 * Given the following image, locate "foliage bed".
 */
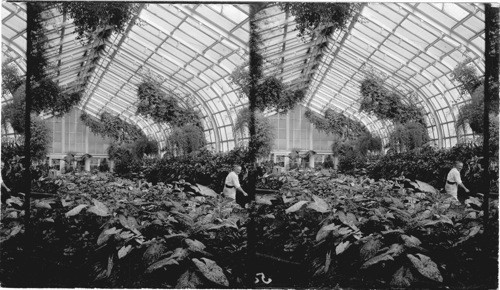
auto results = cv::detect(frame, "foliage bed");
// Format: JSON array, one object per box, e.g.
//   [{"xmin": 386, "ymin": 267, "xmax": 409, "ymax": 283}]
[
  {"xmin": 252, "ymin": 169, "xmax": 498, "ymax": 288},
  {"xmin": 1, "ymin": 168, "xmax": 497, "ymax": 288},
  {"xmin": 1, "ymin": 172, "xmax": 248, "ymax": 288}
]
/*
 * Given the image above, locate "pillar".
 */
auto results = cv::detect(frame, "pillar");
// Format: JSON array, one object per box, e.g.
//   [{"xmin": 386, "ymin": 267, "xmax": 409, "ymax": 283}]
[
  {"xmin": 59, "ymin": 159, "xmax": 65, "ymax": 173},
  {"xmin": 333, "ymin": 156, "xmax": 339, "ymax": 171},
  {"xmin": 309, "ymin": 154, "xmax": 314, "ymax": 168},
  {"xmin": 84, "ymin": 158, "xmax": 91, "ymax": 171}
]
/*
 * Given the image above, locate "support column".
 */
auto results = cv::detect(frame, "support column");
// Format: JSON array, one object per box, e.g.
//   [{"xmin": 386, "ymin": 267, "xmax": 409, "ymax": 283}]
[
  {"xmin": 309, "ymin": 154, "xmax": 314, "ymax": 168},
  {"xmin": 59, "ymin": 159, "xmax": 65, "ymax": 173},
  {"xmin": 84, "ymin": 158, "xmax": 91, "ymax": 171},
  {"xmin": 85, "ymin": 123, "xmax": 89, "ymax": 154}
]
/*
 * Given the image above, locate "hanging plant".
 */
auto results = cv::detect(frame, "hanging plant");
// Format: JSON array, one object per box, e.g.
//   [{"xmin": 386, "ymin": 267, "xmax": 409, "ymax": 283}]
[
  {"xmin": 60, "ymin": 2, "xmax": 141, "ymax": 43},
  {"xmin": 451, "ymin": 58, "xmax": 482, "ymax": 96},
  {"xmin": 359, "ymin": 72, "xmax": 427, "ymax": 126},
  {"xmin": 278, "ymin": 3, "xmax": 360, "ymax": 40},
  {"xmin": 136, "ymin": 77, "xmax": 203, "ymax": 128},
  {"xmin": 2, "ymin": 60, "xmax": 24, "ymax": 96},
  {"xmin": 305, "ymin": 108, "xmax": 368, "ymax": 139},
  {"xmin": 80, "ymin": 111, "xmax": 146, "ymax": 143}
]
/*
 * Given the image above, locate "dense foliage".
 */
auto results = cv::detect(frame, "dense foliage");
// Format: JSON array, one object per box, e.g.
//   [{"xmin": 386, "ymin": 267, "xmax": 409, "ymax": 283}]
[
  {"xmin": 234, "ymin": 108, "xmax": 274, "ymax": 158},
  {"xmin": 165, "ymin": 124, "xmax": 207, "ymax": 157},
  {"xmin": 278, "ymin": 3, "xmax": 360, "ymax": 40},
  {"xmin": 136, "ymin": 78, "xmax": 203, "ymax": 129},
  {"xmin": 144, "ymin": 148, "xmax": 251, "ymax": 193},
  {"xmin": 366, "ymin": 143, "xmax": 499, "ymax": 193},
  {"xmin": 60, "ymin": 3, "xmax": 141, "ymax": 43}
]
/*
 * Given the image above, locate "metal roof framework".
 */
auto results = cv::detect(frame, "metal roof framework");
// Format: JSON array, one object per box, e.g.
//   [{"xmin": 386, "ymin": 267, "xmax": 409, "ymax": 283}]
[{"xmin": 1, "ymin": 2, "xmax": 487, "ymax": 150}]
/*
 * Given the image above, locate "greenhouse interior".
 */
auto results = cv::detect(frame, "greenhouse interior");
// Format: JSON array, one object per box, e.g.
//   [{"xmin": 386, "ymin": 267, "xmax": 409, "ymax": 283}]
[{"xmin": 1, "ymin": 2, "xmax": 499, "ymax": 288}]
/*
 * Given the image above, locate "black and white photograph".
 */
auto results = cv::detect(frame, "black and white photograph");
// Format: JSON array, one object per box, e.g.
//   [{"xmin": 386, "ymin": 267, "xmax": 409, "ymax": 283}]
[{"xmin": 0, "ymin": 2, "xmax": 498, "ymax": 288}]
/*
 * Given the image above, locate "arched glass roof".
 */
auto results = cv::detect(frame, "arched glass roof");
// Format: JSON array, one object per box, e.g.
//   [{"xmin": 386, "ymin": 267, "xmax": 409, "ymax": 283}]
[{"xmin": 2, "ymin": 2, "xmax": 487, "ymax": 150}]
